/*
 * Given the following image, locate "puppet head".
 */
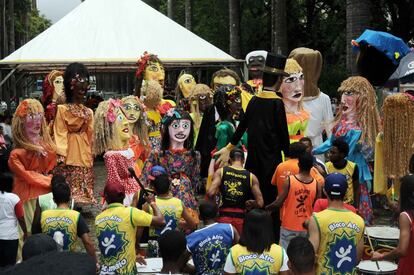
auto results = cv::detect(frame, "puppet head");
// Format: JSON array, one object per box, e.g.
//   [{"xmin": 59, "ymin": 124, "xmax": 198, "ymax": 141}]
[
  {"xmin": 64, "ymin": 63, "xmax": 90, "ymax": 104},
  {"xmin": 279, "ymin": 59, "xmax": 304, "ymax": 112},
  {"xmin": 135, "ymin": 52, "xmax": 165, "ymax": 96},
  {"xmin": 214, "ymin": 84, "xmax": 242, "ymax": 121},
  {"xmin": 189, "ymin": 84, "xmax": 213, "ymax": 115},
  {"xmin": 94, "ymin": 99, "xmax": 132, "ymax": 155},
  {"xmin": 335, "ymin": 76, "xmax": 380, "ymax": 148},
  {"xmin": 245, "ymin": 50, "xmax": 267, "ymax": 80},
  {"xmin": 383, "ymin": 93, "xmax": 414, "ymax": 178},
  {"xmin": 121, "ymin": 95, "xmax": 149, "ymax": 146},
  {"xmin": 141, "ymin": 80, "xmax": 163, "ymax": 109},
  {"xmin": 161, "ymin": 108, "xmax": 194, "ymax": 150},
  {"xmin": 41, "ymin": 70, "xmax": 65, "ymax": 106},
  {"xmin": 176, "ymin": 72, "xmax": 196, "ymax": 100},
  {"xmin": 12, "ymin": 99, "xmax": 55, "ymax": 153},
  {"xmin": 210, "ymin": 69, "xmax": 241, "ymax": 91},
  {"xmin": 289, "ymin": 47, "xmax": 322, "ymax": 97}
]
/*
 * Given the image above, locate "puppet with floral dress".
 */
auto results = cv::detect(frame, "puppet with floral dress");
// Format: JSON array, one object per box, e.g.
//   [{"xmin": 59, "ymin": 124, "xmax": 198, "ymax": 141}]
[
  {"xmin": 141, "ymin": 108, "xmax": 201, "ymax": 222},
  {"xmin": 313, "ymin": 76, "xmax": 380, "ymax": 224},
  {"xmin": 94, "ymin": 99, "xmax": 140, "ymax": 206}
]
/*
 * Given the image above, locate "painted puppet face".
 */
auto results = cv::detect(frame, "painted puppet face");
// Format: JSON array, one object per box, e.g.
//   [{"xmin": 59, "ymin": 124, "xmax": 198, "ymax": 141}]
[
  {"xmin": 145, "ymin": 61, "xmax": 165, "ymax": 87},
  {"xmin": 113, "ymin": 108, "xmax": 131, "ymax": 147},
  {"xmin": 178, "ymin": 74, "xmax": 196, "ymax": 98},
  {"xmin": 195, "ymin": 94, "xmax": 213, "ymax": 113},
  {"xmin": 25, "ymin": 112, "xmax": 43, "ymax": 142},
  {"xmin": 213, "ymin": 75, "xmax": 237, "ymax": 91},
  {"xmin": 122, "ymin": 98, "xmax": 141, "ymax": 124},
  {"xmin": 341, "ymin": 91, "xmax": 357, "ymax": 116},
  {"xmin": 168, "ymin": 119, "xmax": 191, "ymax": 144},
  {"xmin": 71, "ymin": 75, "xmax": 89, "ymax": 103},
  {"xmin": 228, "ymin": 95, "xmax": 242, "ymax": 120},
  {"xmin": 280, "ymin": 72, "xmax": 304, "ymax": 103},
  {"xmin": 52, "ymin": 76, "xmax": 65, "ymax": 101},
  {"xmin": 247, "ymin": 55, "xmax": 266, "ymax": 79}
]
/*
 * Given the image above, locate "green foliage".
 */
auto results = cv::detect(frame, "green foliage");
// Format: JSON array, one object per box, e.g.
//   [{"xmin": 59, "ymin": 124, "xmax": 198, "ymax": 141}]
[{"xmin": 28, "ymin": 9, "xmax": 51, "ymax": 39}]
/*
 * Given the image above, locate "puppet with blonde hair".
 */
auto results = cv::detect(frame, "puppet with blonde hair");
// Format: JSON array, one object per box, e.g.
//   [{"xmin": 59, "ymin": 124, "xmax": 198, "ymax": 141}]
[
  {"xmin": 94, "ymin": 99, "xmax": 139, "ymax": 206},
  {"xmin": 313, "ymin": 76, "xmax": 380, "ymax": 224},
  {"xmin": 41, "ymin": 70, "xmax": 65, "ymax": 127},
  {"xmin": 188, "ymin": 83, "xmax": 213, "ymax": 143},
  {"xmin": 279, "ymin": 59, "xmax": 309, "ymax": 142},
  {"xmin": 8, "ymin": 99, "xmax": 56, "ymax": 238},
  {"xmin": 121, "ymin": 95, "xmax": 149, "ymax": 170},
  {"xmin": 175, "ymin": 71, "xmax": 197, "ymax": 111}
]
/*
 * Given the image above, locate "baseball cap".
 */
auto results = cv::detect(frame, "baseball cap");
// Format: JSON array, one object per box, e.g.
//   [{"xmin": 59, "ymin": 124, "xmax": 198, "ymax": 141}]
[
  {"xmin": 148, "ymin": 165, "xmax": 167, "ymax": 181},
  {"xmin": 324, "ymin": 173, "xmax": 348, "ymax": 197},
  {"xmin": 104, "ymin": 182, "xmax": 125, "ymax": 202}
]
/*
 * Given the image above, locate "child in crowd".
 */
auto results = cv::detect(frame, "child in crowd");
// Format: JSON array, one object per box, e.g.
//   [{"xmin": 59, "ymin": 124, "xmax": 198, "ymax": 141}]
[{"xmin": 287, "ymin": 236, "xmax": 315, "ymax": 275}]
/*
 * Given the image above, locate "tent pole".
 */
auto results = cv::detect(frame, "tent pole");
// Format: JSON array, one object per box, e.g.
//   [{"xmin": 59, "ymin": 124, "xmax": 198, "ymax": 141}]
[{"xmin": 0, "ymin": 67, "xmax": 17, "ymax": 88}]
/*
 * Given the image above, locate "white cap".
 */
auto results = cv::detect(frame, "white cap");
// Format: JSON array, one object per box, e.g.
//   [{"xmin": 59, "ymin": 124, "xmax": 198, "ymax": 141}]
[{"xmin": 245, "ymin": 50, "xmax": 268, "ymax": 64}]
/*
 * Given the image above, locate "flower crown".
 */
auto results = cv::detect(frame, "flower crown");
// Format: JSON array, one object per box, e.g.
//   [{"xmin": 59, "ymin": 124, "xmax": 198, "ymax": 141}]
[
  {"xmin": 16, "ymin": 100, "xmax": 29, "ymax": 117},
  {"xmin": 161, "ymin": 108, "xmax": 182, "ymax": 125},
  {"xmin": 226, "ymin": 87, "xmax": 241, "ymax": 105},
  {"xmin": 106, "ymin": 99, "xmax": 123, "ymax": 123},
  {"xmin": 135, "ymin": 51, "xmax": 155, "ymax": 79}
]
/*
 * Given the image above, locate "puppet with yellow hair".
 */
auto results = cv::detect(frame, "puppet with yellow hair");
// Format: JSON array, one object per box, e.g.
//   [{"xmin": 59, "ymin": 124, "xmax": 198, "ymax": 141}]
[
  {"xmin": 188, "ymin": 83, "xmax": 213, "ymax": 144},
  {"xmin": 175, "ymin": 71, "xmax": 197, "ymax": 111},
  {"xmin": 313, "ymin": 76, "xmax": 380, "ymax": 224},
  {"xmin": 94, "ymin": 99, "xmax": 140, "ymax": 206},
  {"xmin": 8, "ymin": 99, "xmax": 57, "ymax": 236},
  {"xmin": 121, "ymin": 95, "xmax": 149, "ymax": 170},
  {"xmin": 279, "ymin": 59, "xmax": 309, "ymax": 142}
]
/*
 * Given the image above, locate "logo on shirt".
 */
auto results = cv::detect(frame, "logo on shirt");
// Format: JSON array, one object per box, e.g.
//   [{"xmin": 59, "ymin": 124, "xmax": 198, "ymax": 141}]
[
  {"xmin": 46, "ymin": 225, "xmax": 73, "ymax": 250},
  {"xmin": 156, "ymin": 211, "xmax": 177, "ymax": 236},
  {"xmin": 97, "ymin": 224, "xmax": 129, "ymax": 259},
  {"xmin": 242, "ymin": 262, "xmax": 270, "ymax": 275},
  {"xmin": 324, "ymin": 231, "xmax": 357, "ymax": 273}
]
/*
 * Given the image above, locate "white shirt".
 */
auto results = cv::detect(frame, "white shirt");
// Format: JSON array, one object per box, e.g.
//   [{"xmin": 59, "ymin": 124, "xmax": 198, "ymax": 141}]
[
  {"xmin": 223, "ymin": 247, "xmax": 289, "ymax": 273},
  {"xmin": 0, "ymin": 191, "xmax": 21, "ymax": 240},
  {"xmin": 0, "ymin": 123, "xmax": 12, "ymax": 145}
]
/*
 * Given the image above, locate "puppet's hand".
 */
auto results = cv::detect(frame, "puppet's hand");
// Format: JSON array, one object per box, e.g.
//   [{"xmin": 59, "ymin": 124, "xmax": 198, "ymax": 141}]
[{"xmin": 214, "ymin": 144, "xmax": 233, "ymax": 168}]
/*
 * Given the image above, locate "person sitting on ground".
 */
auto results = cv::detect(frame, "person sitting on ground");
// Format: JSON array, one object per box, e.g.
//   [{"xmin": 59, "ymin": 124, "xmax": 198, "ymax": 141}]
[
  {"xmin": 0, "ymin": 172, "xmax": 27, "ymax": 267},
  {"xmin": 325, "ymin": 138, "xmax": 360, "ymax": 207},
  {"xmin": 286, "ymin": 236, "xmax": 315, "ymax": 275},
  {"xmin": 142, "ymin": 174, "xmax": 198, "ymax": 239},
  {"xmin": 187, "ymin": 201, "xmax": 239, "ymax": 275},
  {"xmin": 299, "ymin": 136, "xmax": 327, "ymax": 177},
  {"xmin": 95, "ymin": 181, "xmax": 165, "ymax": 275},
  {"xmin": 157, "ymin": 230, "xmax": 190, "ymax": 275},
  {"xmin": 308, "ymin": 173, "xmax": 365, "ymax": 274},
  {"xmin": 207, "ymin": 148, "xmax": 264, "ymax": 234},
  {"xmin": 372, "ymin": 174, "xmax": 414, "ymax": 273},
  {"xmin": 266, "ymin": 152, "xmax": 321, "ymax": 249},
  {"xmin": 31, "ymin": 181, "xmax": 97, "ymax": 264},
  {"xmin": 223, "ymin": 209, "xmax": 289, "ymax": 274}
]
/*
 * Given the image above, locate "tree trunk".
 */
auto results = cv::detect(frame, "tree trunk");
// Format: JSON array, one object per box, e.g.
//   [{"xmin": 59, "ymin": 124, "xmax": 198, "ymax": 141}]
[
  {"xmin": 8, "ymin": 0, "xmax": 14, "ymax": 54},
  {"xmin": 167, "ymin": 0, "xmax": 174, "ymax": 19},
  {"xmin": 229, "ymin": 0, "xmax": 241, "ymax": 58},
  {"xmin": 271, "ymin": 0, "xmax": 287, "ymax": 55},
  {"xmin": 31, "ymin": 0, "xmax": 36, "ymax": 10},
  {"xmin": 346, "ymin": 0, "xmax": 372, "ymax": 75},
  {"xmin": 2, "ymin": 0, "xmax": 8, "ymax": 57},
  {"xmin": 184, "ymin": 0, "xmax": 192, "ymax": 30}
]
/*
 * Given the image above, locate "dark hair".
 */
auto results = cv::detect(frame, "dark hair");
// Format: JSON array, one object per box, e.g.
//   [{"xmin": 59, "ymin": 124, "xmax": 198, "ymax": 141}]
[
  {"xmin": 239, "ymin": 209, "xmax": 274, "ymax": 254},
  {"xmin": 298, "ymin": 152, "xmax": 314, "ymax": 172},
  {"xmin": 299, "ymin": 136, "xmax": 312, "ymax": 144},
  {"xmin": 230, "ymin": 148, "xmax": 244, "ymax": 161},
  {"xmin": 287, "ymin": 236, "xmax": 315, "ymax": 273},
  {"xmin": 289, "ymin": 142, "xmax": 307, "ymax": 159},
  {"xmin": 262, "ymin": 72, "xmax": 282, "ymax": 88},
  {"xmin": 199, "ymin": 201, "xmax": 218, "ymax": 220},
  {"xmin": 153, "ymin": 174, "xmax": 170, "ymax": 195},
  {"xmin": 63, "ymin": 62, "xmax": 90, "ymax": 103},
  {"xmin": 161, "ymin": 109, "xmax": 194, "ymax": 151},
  {"xmin": 409, "ymin": 154, "xmax": 414, "ymax": 174},
  {"xmin": 0, "ymin": 172, "xmax": 13, "ymax": 193},
  {"xmin": 22, "ymin": 234, "xmax": 57, "ymax": 261},
  {"xmin": 210, "ymin": 68, "xmax": 241, "ymax": 88},
  {"xmin": 332, "ymin": 139, "xmax": 349, "ymax": 157},
  {"xmin": 213, "ymin": 84, "xmax": 239, "ymax": 121},
  {"xmin": 400, "ymin": 175, "xmax": 414, "ymax": 215},
  {"xmin": 51, "ymin": 174, "xmax": 66, "ymax": 190},
  {"xmin": 158, "ymin": 230, "xmax": 187, "ymax": 262},
  {"xmin": 52, "ymin": 182, "xmax": 71, "ymax": 204}
]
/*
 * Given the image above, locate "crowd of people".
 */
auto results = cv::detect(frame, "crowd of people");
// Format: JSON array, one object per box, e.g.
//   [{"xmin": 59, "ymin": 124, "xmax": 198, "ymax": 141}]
[{"xmin": 0, "ymin": 47, "xmax": 413, "ymax": 275}]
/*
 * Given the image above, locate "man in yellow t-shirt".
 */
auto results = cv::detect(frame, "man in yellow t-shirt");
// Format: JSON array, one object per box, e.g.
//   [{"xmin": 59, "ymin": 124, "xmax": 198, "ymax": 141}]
[
  {"xmin": 95, "ymin": 182, "xmax": 165, "ymax": 275},
  {"xmin": 308, "ymin": 173, "xmax": 365, "ymax": 274}
]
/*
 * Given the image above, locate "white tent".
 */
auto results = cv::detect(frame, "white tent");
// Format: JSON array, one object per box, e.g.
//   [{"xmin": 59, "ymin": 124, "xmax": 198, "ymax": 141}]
[{"xmin": 0, "ymin": 0, "xmax": 238, "ymax": 72}]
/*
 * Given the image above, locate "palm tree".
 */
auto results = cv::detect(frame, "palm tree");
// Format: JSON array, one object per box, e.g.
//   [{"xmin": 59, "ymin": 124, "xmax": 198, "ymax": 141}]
[
  {"xmin": 346, "ymin": 0, "xmax": 372, "ymax": 75},
  {"xmin": 271, "ymin": 0, "xmax": 287, "ymax": 55},
  {"xmin": 167, "ymin": 0, "xmax": 174, "ymax": 19},
  {"xmin": 229, "ymin": 0, "xmax": 240, "ymax": 58}
]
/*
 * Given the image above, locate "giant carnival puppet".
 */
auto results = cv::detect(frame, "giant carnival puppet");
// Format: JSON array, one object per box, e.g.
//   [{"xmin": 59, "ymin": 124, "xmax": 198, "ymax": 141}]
[
  {"xmin": 188, "ymin": 83, "xmax": 213, "ymax": 144},
  {"xmin": 175, "ymin": 71, "xmax": 197, "ymax": 111},
  {"xmin": 53, "ymin": 63, "xmax": 95, "ymax": 205},
  {"xmin": 41, "ymin": 70, "xmax": 65, "ymax": 132},
  {"xmin": 8, "ymin": 99, "xmax": 56, "ymax": 238},
  {"xmin": 313, "ymin": 76, "xmax": 380, "ymax": 224},
  {"xmin": 279, "ymin": 59, "xmax": 309, "ymax": 143},
  {"xmin": 289, "ymin": 48, "xmax": 333, "ymax": 160},
  {"xmin": 141, "ymin": 108, "xmax": 201, "ymax": 222},
  {"xmin": 244, "ymin": 50, "xmax": 267, "ymax": 94},
  {"xmin": 94, "ymin": 99, "xmax": 140, "ymax": 206},
  {"xmin": 121, "ymin": 95, "xmax": 149, "ymax": 171}
]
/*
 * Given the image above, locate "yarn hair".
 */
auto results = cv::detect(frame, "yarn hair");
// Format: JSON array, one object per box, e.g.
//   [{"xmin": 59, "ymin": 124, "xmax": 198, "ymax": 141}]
[{"xmin": 121, "ymin": 95, "xmax": 149, "ymax": 146}]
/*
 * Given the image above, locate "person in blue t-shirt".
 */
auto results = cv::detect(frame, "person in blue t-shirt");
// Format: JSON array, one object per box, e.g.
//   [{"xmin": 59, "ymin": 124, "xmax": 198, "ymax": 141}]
[{"xmin": 186, "ymin": 201, "xmax": 239, "ymax": 275}]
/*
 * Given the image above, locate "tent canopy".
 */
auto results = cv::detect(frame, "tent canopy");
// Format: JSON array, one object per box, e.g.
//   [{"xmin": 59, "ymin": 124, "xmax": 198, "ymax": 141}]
[{"xmin": 0, "ymin": 0, "xmax": 239, "ymax": 72}]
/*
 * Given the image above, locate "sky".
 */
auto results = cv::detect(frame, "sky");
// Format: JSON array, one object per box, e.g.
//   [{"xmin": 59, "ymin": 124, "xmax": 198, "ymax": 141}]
[{"xmin": 37, "ymin": 0, "xmax": 81, "ymax": 23}]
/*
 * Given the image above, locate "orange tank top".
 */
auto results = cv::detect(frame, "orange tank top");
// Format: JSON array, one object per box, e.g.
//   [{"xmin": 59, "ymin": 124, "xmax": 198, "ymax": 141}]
[{"xmin": 281, "ymin": 175, "xmax": 317, "ymax": 231}]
